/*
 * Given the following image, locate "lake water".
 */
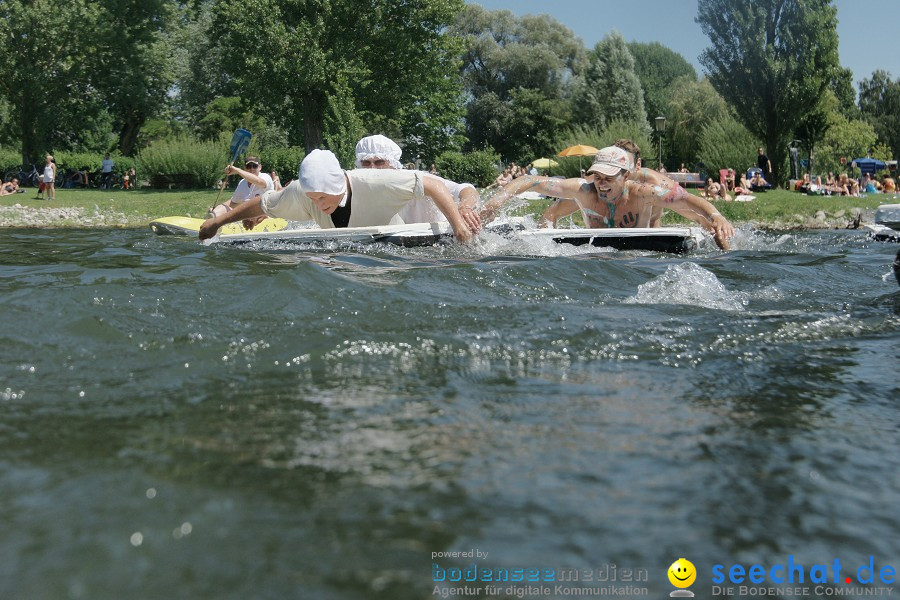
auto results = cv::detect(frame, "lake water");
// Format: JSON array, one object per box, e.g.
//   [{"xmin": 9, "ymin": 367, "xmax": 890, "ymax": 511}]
[{"xmin": 1, "ymin": 227, "xmax": 898, "ymax": 600}]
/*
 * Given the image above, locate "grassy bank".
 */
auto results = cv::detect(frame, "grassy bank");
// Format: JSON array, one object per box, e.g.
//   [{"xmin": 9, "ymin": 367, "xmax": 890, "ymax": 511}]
[{"xmin": 0, "ymin": 186, "xmax": 896, "ymax": 228}]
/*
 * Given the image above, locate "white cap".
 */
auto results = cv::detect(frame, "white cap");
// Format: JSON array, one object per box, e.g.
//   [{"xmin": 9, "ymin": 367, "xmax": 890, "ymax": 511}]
[
  {"xmin": 298, "ymin": 149, "xmax": 346, "ymax": 195},
  {"xmin": 586, "ymin": 146, "xmax": 634, "ymax": 176},
  {"xmin": 354, "ymin": 135, "xmax": 403, "ymax": 169}
]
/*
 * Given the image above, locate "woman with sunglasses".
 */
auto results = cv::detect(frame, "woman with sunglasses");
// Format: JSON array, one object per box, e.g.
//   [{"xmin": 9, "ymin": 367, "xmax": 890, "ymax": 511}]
[{"xmin": 210, "ymin": 155, "xmax": 275, "ymax": 220}]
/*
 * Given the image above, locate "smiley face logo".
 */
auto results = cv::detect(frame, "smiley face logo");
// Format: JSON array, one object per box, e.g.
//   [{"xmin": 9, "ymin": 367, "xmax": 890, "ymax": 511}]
[{"xmin": 668, "ymin": 558, "xmax": 696, "ymax": 588}]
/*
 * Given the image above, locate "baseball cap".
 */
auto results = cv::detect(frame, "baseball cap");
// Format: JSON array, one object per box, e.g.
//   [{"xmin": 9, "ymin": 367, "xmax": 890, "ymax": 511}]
[{"xmin": 586, "ymin": 146, "xmax": 634, "ymax": 177}]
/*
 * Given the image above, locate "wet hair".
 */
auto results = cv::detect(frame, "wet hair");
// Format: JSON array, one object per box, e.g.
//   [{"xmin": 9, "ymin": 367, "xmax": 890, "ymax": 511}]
[{"xmin": 613, "ymin": 139, "xmax": 640, "ymax": 164}]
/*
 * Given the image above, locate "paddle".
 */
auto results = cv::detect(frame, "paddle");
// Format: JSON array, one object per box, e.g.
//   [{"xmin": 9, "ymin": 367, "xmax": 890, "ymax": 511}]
[{"xmin": 209, "ymin": 128, "xmax": 252, "ymax": 215}]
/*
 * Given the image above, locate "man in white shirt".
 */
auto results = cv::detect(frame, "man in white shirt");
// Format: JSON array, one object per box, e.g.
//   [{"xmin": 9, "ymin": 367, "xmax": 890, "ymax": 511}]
[
  {"xmin": 353, "ymin": 135, "xmax": 481, "ymax": 232},
  {"xmin": 210, "ymin": 155, "xmax": 275, "ymax": 222},
  {"xmin": 199, "ymin": 149, "xmax": 474, "ymax": 243}
]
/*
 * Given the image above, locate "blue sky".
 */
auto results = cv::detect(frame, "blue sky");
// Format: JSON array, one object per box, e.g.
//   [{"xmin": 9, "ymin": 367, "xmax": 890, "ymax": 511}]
[{"xmin": 468, "ymin": 0, "xmax": 899, "ymax": 89}]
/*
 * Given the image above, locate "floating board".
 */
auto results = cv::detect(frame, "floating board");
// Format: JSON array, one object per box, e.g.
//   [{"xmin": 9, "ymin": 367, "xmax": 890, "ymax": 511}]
[
  {"xmin": 198, "ymin": 219, "xmax": 703, "ymax": 254},
  {"xmin": 149, "ymin": 216, "xmax": 288, "ymax": 236}
]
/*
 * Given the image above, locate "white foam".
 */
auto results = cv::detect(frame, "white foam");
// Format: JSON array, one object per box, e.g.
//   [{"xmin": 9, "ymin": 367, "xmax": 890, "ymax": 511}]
[{"xmin": 625, "ymin": 262, "xmax": 745, "ymax": 311}]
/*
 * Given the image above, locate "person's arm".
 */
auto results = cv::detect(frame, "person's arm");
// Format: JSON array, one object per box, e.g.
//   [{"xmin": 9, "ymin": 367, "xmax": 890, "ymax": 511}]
[
  {"xmin": 423, "ymin": 176, "xmax": 473, "ymax": 243},
  {"xmin": 480, "ymin": 176, "xmax": 586, "ymax": 224},
  {"xmin": 640, "ymin": 181, "xmax": 735, "ymax": 250},
  {"xmin": 539, "ymin": 198, "xmax": 580, "ymax": 227},
  {"xmin": 457, "ymin": 186, "xmax": 482, "ymax": 234},
  {"xmin": 199, "ymin": 195, "xmax": 266, "ymax": 240},
  {"xmin": 225, "ymin": 164, "xmax": 267, "ymax": 188}
]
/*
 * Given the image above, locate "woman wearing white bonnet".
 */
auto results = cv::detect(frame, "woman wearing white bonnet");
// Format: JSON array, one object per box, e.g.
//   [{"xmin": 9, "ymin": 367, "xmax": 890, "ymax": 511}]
[
  {"xmin": 353, "ymin": 135, "xmax": 481, "ymax": 232},
  {"xmin": 199, "ymin": 149, "xmax": 474, "ymax": 243}
]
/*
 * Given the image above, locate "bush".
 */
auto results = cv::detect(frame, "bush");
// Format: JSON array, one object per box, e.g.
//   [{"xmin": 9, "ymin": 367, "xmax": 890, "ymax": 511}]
[
  {"xmin": 434, "ymin": 148, "xmax": 500, "ymax": 188},
  {"xmin": 53, "ymin": 151, "xmax": 135, "ymax": 174},
  {"xmin": 136, "ymin": 137, "xmax": 225, "ymax": 189},
  {"xmin": 0, "ymin": 147, "xmax": 21, "ymax": 175},
  {"xmin": 258, "ymin": 147, "xmax": 306, "ymax": 184}
]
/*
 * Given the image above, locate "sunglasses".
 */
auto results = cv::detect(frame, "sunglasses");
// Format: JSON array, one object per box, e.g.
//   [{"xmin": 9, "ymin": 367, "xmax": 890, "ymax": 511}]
[{"xmin": 245, "ymin": 162, "xmax": 260, "ymax": 169}]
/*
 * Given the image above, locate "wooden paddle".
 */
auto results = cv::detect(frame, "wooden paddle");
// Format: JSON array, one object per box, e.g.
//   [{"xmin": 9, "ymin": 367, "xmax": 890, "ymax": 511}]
[{"xmin": 209, "ymin": 128, "xmax": 252, "ymax": 215}]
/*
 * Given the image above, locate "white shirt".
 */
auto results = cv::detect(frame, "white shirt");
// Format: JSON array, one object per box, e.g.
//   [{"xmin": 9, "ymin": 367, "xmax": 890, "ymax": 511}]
[
  {"xmin": 230, "ymin": 172, "xmax": 274, "ymax": 204},
  {"xmin": 101, "ymin": 158, "xmax": 114, "ymax": 173}
]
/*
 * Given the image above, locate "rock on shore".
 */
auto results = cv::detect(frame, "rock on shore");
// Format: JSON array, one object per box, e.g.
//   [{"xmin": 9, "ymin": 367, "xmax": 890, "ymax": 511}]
[{"xmin": 0, "ymin": 204, "xmax": 131, "ymax": 227}]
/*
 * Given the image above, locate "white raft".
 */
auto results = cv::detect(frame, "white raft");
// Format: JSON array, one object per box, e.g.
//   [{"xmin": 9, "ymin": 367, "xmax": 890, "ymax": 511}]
[{"xmin": 207, "ymin": 219, "xmax": 704, "ymax": 254}]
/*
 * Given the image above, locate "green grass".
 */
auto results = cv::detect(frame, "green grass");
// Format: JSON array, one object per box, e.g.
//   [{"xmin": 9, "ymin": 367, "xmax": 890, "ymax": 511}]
[
  {"xmin": 1, "ymin": 185, "xmax": 896, "ymax": 228},
  {"xmin": 0, "ymin": 188, "xmax": 222, "ymax": 227}
]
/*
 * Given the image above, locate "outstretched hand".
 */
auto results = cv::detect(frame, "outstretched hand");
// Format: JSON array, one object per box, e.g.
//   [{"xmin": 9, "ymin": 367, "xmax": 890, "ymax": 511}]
[
  {"xmin": 710, "ymin": 214, "xmax": 734, "ymax": 250},
  {"xmin": 198, "ymin": 218, "xmax": 220, "ymax": 241}
]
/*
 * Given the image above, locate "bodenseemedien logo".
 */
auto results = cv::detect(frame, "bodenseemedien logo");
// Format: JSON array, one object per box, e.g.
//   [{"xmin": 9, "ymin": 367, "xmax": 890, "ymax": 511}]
[{"xmin": 668, "ymin": 558, "xmax": 696, "ymax": 597}]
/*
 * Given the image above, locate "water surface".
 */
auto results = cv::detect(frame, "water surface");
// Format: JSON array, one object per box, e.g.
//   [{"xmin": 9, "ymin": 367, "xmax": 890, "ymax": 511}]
[{"xmin": 1, "ymin": 227, "xmax": 898, "ymax": 599}]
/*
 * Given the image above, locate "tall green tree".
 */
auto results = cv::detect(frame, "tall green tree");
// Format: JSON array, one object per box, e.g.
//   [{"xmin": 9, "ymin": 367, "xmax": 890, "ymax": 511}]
[
  {"xmin": 93, "ymin": 0, "xmax": 177, "ymax": 155},
  {"xmin": 214, "ymin": 0, "xmax": 465, "ymax": 155},
  {"xmin": 571, "ymin": 32, "xmax": 648, "ymax": 133},
  {"xmin": 0, "ymin": 0, "xmax": 102, "ymax": 163},
  {"xmin": 451, "ymin": 5, "xmax": 585, "ymax": 161},
  {"xmin": 697, "ymin": 0, "xmax": 840, "ymax": 185},
  {"xmin": 664, "ymin": 78, "xmax": 730, "ymax": 169},
  {"xmin": 858, "ymin": 70, "xmax": 900, "ymax": 158},
  {"xmin": 628, "ymin": 42, "xmax": 697, "ymax": 125}
]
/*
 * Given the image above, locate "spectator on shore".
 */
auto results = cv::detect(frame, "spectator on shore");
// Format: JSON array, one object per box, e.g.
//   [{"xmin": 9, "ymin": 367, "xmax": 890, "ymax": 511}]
[
  {"xmin": 658, "ymin": 164, "xmax": 667, "ymax": 174},
  {"xmin": 678, "ymin": 163, "xmax": 689, "ymax": 173},
  {"xmin": 704, "ymin": 177, "xmax": 732, "ymax": 202},
  {"xmin": 725, "ymin": 168, "xmax": 735, "ymax": 191},
  {"xmin": 750, "ymin": 171, "xmax": 769, "ymax": 190},
  {"xmin": 270, "ymin": 171, "xmax": 283, "ymax": 191},
  {"xmin": 757, "ymin": 147, "xmax": 772, "ymax": 181},
  {"xmin": 864, "ymin": 173, "xmax": 880, "ymax": 194},
  {"xmin": 492, "ymin": 168, "xmax": 512, "ymax": 188},
  {"xmin": 883, "ymin": 173, "xmax": 896, "ymax": 194},
  {"xmin": 100, "ymin": 153, "xmax": 115, "ymax": 189},
  {"xmin": 0, "ymin": 177, "xmax": 19, "ymax": 196},
  {"xmin": 41, "ymin": 155, "xmax": 57, "ymax": 200}
]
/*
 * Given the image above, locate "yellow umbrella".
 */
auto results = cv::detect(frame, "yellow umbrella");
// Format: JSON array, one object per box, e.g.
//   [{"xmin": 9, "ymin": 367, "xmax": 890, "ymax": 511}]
[
  {"xmin": 558, "ymin": 144, "xmax": 600, "ymax": 171},
  {"xmin": 530, "ymin": 158, "xmax": 559, "ymax": 169},
  {"xmin": 558, "ymin": 144, "xmax": 599, "ymax": 157}
]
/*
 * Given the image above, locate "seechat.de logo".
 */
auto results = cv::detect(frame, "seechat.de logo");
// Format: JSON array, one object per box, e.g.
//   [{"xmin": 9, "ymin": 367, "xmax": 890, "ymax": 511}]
[{"xmin": 668, "ymin": 558, "xmax": 696, "ymax": 597}]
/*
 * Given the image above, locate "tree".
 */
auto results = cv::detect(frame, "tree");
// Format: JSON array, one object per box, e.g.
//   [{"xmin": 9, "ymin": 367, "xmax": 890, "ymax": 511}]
[
  {"xmin": 0, "ymin": 0, "xmax": 102, "ymax": 164},
  {"xmin": 664, "ymin": 78, "xmax": 730, "ymax": 169},
  {"xmin": 697, "ymin": 0, "xmax": 840, "ymax": 185},
  {"xmin": 814, "ymin": 110, "xmax": 877, "ymax": 176},
  {"xmin": 571, "ymin": 32, "xmax": 648, "ymax": 133},
  {"xmin": 698, "ymin": 115, "xmax": 761, "ymax": 178},
  {"xmin": 451, "ymin": 5, "xmax": 585, "ymax": 161},
  {"xmin": 628, "ymin": 42, "xmax": 697, "ymax": 125},
  {"xmin": 213, "ymin": 0, "xmax": 466, "ymax": 154},
  {"xmin": 858, "ymin": 70, "xmax": 900, "ymax": 158},
  {"xmin": 91, "ymin": 0, "xmax": 177, "ymax": 155}
]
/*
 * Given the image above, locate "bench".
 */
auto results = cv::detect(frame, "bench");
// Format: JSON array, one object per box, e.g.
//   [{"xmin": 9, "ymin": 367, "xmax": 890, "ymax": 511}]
[{"xmin": 667, "ymin": 172, "xmax": 705, "ymax": 188}]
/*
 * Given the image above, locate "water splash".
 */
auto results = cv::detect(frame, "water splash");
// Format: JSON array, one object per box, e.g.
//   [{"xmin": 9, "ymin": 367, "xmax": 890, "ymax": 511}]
[{"xmin": 625, "ymin": 262, "xmax": 745, "ymax": 311}]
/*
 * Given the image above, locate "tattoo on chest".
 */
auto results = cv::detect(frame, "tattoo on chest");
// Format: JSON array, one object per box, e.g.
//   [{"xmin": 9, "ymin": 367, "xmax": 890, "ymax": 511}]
[{"xmin": 620, "ymin": 212, "xmax": 638, "ymax": 226}]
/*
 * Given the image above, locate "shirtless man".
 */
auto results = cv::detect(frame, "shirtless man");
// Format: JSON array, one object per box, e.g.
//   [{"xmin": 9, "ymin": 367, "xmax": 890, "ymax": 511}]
[
  {"xmin": 199, "ymin": 149, "xmax": 474, "ymax": 243},
  {"xmin": 481, "ymin": 145, "xmax": 735, "ymax": 250}
]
